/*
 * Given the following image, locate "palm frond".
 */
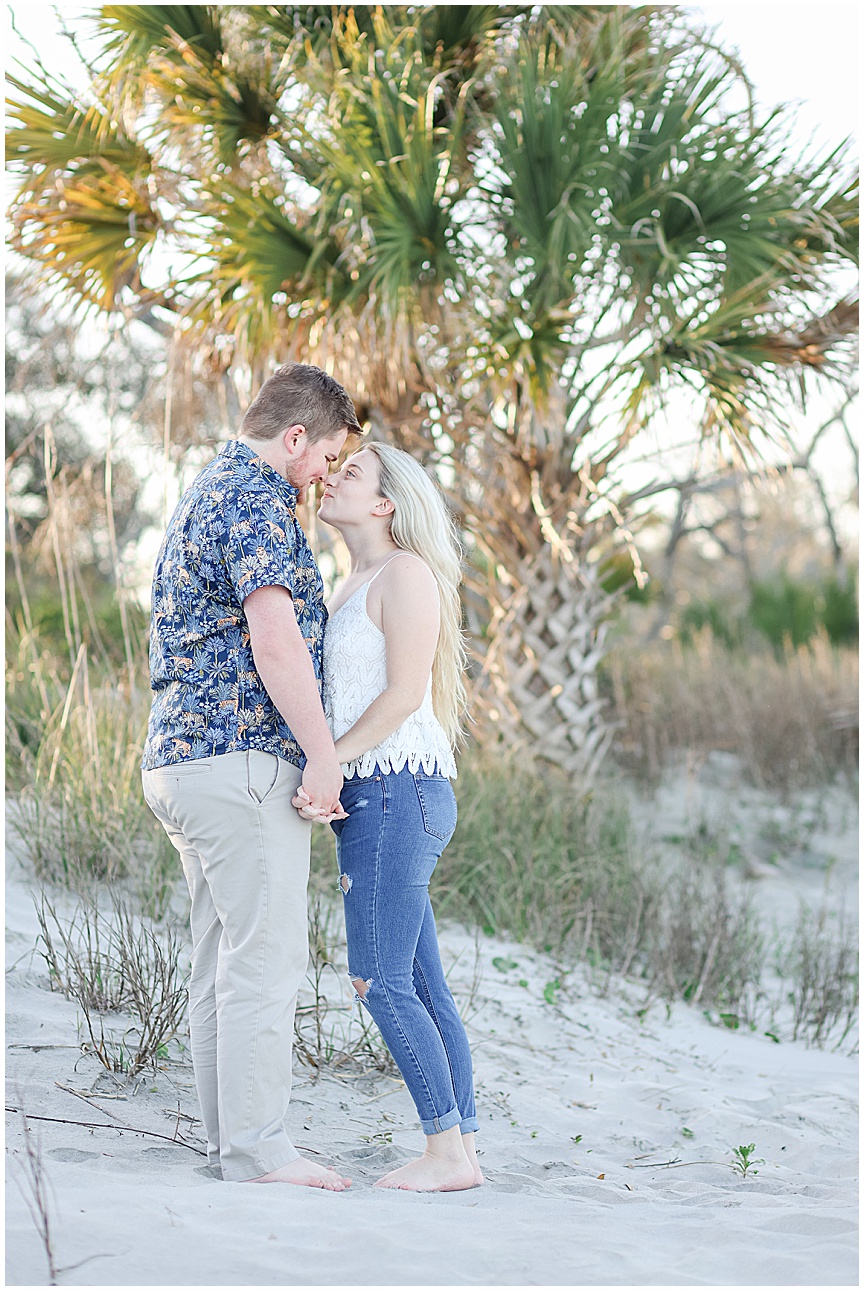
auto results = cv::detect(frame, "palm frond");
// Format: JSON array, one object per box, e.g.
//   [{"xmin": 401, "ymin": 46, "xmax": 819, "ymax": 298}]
[
  {"xmin": 202, "ymin": 182, "xmax": 343, "ymax": 300},
  {"xmin": 97, "ymin": 6, "xmax": 286, "ymax": 161},
  {"xmin": 97, "ymin": 5, "xmax": 225, "ymax": 72},
  {"xmin": 9, "ymin": 167, "xmax": 161, "ymax": 311},
  {"xmin": 308, "ymin": 16, "xmax": 467, "ymax": 314},
  {"xmin": 6, "ymin": 68, "xmax": 151, "ymax": 196}
]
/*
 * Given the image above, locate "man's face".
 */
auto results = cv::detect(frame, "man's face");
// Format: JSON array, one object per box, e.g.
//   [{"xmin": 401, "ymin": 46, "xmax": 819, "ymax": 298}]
[{"xmin": 283, "ymin": 427, "xmax": 349, "ymax": 498}]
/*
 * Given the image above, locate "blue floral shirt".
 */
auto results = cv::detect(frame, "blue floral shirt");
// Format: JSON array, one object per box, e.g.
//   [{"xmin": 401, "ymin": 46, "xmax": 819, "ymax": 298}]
[{"xmin": 142, "ymin": 440, "xmax": 326, "ymax": 770}]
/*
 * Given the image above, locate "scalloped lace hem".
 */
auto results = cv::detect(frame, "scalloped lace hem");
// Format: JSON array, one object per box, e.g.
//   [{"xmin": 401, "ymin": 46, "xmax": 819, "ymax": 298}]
[{"xmin": 342, "ymin": 747, "xmax": 457, "ymax": 780}]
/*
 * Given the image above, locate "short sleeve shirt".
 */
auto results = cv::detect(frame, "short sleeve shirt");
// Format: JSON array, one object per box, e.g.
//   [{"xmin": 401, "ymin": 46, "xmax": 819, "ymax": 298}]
[{"xmin": 142, "ymin": 440, "xmax": 326, "ymax": 770}]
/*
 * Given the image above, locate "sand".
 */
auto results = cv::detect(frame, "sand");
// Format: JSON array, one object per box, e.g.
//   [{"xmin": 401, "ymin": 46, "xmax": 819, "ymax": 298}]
[{"xmin": 5, "ymin": 774, "xmax": 858, "ymax": 1287}]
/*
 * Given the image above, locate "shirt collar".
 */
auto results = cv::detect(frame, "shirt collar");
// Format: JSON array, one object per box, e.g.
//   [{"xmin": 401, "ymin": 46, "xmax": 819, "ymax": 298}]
[{"xmin": 220, "ymin": 439, "xmax": 299, "ymax": 513}]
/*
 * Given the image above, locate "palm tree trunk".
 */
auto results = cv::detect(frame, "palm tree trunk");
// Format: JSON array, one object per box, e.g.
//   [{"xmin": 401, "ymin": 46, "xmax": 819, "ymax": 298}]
[{"xmin": 468, "ymin": 546, "xmax": 619, "ymax": 783}]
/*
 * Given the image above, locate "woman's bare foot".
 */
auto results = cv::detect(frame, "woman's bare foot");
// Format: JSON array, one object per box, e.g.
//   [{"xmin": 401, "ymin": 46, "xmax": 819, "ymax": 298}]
[
  {"xmin": 374, "ymin": 1153, "xmax": 476, "ymax": 1192},
  {"xmin": 249, "ymin": 1158, "xmax": 351, "ymax": 1191},
  {"xmin": 374, "ymin": 1126, "xmax": 477, "ymax": 1192},
  {"xmin": 461, "ymin": 1131, "xmax": 484, "ymax": 1187}
]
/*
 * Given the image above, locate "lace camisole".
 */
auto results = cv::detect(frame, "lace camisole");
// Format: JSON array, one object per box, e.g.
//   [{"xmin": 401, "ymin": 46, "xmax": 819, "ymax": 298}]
[{"xmin": 323, "ymin": 554, "xmax": 457, "ymax": 780}]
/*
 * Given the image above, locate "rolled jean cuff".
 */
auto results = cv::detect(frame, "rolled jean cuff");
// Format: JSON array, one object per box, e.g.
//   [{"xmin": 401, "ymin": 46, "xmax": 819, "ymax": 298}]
[
  {"xmin": 460, "ymin": 1116, "xmax": 479, "ymax": 1134},
  {"xmin": 420, "ymin": 1106, "xmax": 463, "ymax": 1136}
]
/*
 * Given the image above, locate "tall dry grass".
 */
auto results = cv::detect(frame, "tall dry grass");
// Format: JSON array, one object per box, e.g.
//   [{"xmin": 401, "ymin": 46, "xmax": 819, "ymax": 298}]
[
  {"xmin": 605, "ymin": 628, "xmax": 858, "ymax": 790},
  {"xmin": 6, "ymin": 624, "xmax": 178, "ymax": 917}
]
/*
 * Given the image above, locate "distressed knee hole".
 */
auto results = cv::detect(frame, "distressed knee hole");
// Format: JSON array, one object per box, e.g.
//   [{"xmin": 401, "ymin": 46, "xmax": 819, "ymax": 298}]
[
  {"xmin": 350, "ymin": 976, "xmax": 372, "ymax": 999},
  {"xmin": 339, "ymin": 873, "xmax": 352, "ymax": 894}
]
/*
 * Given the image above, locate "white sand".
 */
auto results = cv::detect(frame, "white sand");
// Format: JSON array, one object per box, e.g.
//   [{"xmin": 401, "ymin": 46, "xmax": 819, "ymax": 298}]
[{"xmin": 5, "ymin": 782, "xmax": 858, "ymax": 1288}]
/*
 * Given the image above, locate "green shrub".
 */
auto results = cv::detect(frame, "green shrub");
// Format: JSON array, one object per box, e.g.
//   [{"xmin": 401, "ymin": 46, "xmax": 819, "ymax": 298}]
[
  {"xmin": 748, "ymin": 575, "xmax": 819, "ymax": 649},
  {"xmin": 820, "ymin": 573, "xmax": 858, "ymax": 645},
  {"xmin": 678, "ymin": 599, "xmax": 742, "ymax": 650}
]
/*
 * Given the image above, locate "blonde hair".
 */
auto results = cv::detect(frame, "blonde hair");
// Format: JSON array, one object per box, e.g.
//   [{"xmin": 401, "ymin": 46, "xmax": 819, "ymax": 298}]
[{"xmin": 363, "ymin": 442, "xmax": 468, "ymax": 748}]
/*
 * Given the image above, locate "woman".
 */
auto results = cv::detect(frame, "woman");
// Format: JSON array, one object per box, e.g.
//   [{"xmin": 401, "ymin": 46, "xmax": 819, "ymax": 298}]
[{"xmin": 296, "ymin": 441, "xmax": 481, "ymax": 1193}]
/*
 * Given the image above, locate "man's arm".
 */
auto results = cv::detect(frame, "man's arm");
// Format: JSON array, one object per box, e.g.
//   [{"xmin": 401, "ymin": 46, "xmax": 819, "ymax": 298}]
[{"xmin": 243, "ymin": 584, "xmax": 343, "ymax": 814}]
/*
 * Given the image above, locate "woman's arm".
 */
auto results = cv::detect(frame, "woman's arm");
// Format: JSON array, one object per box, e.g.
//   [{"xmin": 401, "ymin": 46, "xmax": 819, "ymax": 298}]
[{"xmin": 332, "ymin": 554, "xmax": 440, "ymax": 765}]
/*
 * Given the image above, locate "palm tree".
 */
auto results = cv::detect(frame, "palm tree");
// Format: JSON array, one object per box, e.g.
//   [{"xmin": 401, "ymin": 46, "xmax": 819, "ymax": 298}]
[{"xmin": 7, "ymin": 4, "xmax": 858, "ymax": 777}]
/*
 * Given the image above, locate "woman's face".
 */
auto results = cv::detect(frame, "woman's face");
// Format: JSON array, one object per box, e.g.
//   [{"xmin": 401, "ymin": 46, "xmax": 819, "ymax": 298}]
[{"xmin": 317, "ymin": 448, "xmax": 392, "ymax": 529}]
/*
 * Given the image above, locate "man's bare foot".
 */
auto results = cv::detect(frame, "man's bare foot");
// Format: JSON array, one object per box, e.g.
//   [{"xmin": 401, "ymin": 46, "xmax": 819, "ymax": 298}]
[
  {"xmin": 461, "ymin": 1132, "xmax": 484, "ymax": 1187},
  {"xmin": 249, "ymin": 1158, "xmax": 351, "ymax": 1190},
  {"xmin": 374, "ymin": 1153, "xmax": 476, "ymax": 1192}
]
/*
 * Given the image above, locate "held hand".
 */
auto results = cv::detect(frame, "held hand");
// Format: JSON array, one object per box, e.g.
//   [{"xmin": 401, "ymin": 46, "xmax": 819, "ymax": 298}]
[
  {"xmin": 293, "ymin": 784, "xmax": 348, "ymax": 824},
  {"xmin": 299, "ymin": 754, "xmax": 344, "ymax": 816}
]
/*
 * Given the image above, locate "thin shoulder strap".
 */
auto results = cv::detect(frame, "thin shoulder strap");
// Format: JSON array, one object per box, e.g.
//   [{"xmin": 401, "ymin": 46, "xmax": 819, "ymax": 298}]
[{"xmin": 365, "ymin": 551, "xmax": 426, "ymax": 591}]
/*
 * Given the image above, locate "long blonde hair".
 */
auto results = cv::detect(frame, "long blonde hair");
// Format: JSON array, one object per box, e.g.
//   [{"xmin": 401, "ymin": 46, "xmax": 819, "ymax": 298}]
[{"xmin": 364, "ymin": 442, "xmax": 468, "ymax": 748}]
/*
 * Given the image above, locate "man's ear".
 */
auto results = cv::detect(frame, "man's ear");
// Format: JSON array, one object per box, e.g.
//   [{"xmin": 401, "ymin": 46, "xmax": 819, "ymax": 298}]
[{"xmin": 282, "ymin": 424, "xmax": 307, "ymax": 456}]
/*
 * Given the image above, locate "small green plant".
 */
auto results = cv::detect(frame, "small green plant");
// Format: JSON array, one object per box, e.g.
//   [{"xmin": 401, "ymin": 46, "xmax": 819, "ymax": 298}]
[
  {"xmin": 730, "ymin": 1143, "xmax": 764, "ymax": 1178},
  {"xmin": 543, "ymin": 979, "xmax": 562, "ymax": 1005}
]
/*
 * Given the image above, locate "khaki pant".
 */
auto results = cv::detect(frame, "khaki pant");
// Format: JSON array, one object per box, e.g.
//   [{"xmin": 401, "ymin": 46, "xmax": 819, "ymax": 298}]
[{"xmin": 142, "ymin": 750, "xmax": 310, "ymax": 1181}]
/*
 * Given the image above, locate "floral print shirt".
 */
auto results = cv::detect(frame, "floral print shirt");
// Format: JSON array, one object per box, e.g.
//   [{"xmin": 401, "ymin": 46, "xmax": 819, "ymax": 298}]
[{"xmin": 142, "ymin": 440, "xmax": 326, "ymax": 770}]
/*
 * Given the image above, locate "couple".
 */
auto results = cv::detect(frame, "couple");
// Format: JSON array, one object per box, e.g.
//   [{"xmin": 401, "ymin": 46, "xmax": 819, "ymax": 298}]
[{"xmin": 141, "ymin": 363, "xmax": 480, "ymax": 1193}]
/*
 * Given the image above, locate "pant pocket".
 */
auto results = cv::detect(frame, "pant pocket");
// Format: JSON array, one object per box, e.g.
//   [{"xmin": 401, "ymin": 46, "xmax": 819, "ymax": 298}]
[
  {"xmin": 246, "ymin": 751, "xmax": 280, "ymax": 804},
  {"xmin": 413, "ymin": 775, "xmax": 457, "ymax": 841},
  {"xmin": 142, "ymin": 762, "xmax": 213, "ymax": 814}
]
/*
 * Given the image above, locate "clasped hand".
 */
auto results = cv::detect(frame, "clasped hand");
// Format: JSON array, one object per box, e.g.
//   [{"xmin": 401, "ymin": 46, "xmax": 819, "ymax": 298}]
[{"xmin": 292, "ymin": 785, "xmax": 348, "ymax": 823}]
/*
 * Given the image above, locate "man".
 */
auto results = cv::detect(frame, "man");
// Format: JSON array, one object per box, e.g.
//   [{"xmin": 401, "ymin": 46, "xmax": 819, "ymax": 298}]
[{"xmin": 141, "ymin": 363, "xmax": 360, "ymax": 1189}]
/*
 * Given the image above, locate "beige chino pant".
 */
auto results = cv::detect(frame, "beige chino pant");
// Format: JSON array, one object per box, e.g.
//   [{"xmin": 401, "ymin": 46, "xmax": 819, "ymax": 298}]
[{"xmin": 142, "ymin": 750, "xmax": 310, "ymax": 1182}]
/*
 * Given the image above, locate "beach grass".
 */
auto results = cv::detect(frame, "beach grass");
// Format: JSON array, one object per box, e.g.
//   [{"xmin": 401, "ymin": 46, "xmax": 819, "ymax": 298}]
[
  {"xmin": 7, "ymin": 626, "xmax": 857, "ymax": 1049},
  {"xmin": 434, "ymin": 751, "xmax": 766, "ymax": 1022},
  {"xmin": 7, "ymin": 625, "xmax": 178, "ymax": 917},
  {"xmin": 604, "ymin": 629, "xmax": 858, "ymax": 792},
  {"xmin": 34, "ymin": 889, "xmax": 189, "ymax": 1076}
]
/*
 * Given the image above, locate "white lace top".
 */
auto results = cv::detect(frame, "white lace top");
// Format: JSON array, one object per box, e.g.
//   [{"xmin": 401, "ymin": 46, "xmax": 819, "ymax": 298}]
[{"xmin": 323, "ymin": 556, "xmax": 457, "ymax": 780}]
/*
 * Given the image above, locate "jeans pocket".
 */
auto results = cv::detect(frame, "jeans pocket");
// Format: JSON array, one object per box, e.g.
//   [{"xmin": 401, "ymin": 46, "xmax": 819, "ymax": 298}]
[
  {"xmin": 246, "ymin": 751, "xmax": 280, "ymax": 804},
  {"xmin": 413, "ymin": 775, "xmax": 457, "ymax": 841}
]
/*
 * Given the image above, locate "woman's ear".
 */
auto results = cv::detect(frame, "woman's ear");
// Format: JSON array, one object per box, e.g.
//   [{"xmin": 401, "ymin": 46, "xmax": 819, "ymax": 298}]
[{"xmin": 371, "ymin": 496, "xmax": 395, "ymax": 517}]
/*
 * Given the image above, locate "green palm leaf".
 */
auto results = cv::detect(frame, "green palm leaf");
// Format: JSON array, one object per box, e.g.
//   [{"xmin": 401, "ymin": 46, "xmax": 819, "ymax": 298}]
[
  {"xmin": 97, "ymin": 6, "xmax": 287, "ymax": 161},
  {"xmin": 98, "ymin": 5, "xmax": 225, "ymax": 71},
  {"xmin": 306, "ymin": 15, "xmax": 466, "ymax": 314},
  {"xmin": 10, "ymin": 168, "xmax": 160, "ymax": 310},
  {"xmin": 6, "ymin": 68, "xmax": 151, "ymax": 195},
  {"xmin": 201, "ymin": 182, "xmax": 342, "ymax": 299}
]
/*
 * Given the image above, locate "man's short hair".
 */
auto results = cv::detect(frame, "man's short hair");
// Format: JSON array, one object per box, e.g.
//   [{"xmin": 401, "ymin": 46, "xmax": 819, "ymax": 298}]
[{"xmin": 241, "ymin": 363, "xmax": 362, "ymax": 443}]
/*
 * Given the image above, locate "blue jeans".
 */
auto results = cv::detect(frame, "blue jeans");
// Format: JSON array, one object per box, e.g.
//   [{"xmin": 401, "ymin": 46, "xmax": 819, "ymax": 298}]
[{"xmin": 331, "ymin": 767, "xmax": 479, "ymax": 1136}]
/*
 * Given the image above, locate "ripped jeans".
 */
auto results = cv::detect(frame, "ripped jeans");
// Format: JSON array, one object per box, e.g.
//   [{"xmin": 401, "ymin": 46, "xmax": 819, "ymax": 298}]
[{"xmin": 330, "ymin": 767, "xmax": 479, "ymax": 1136}]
